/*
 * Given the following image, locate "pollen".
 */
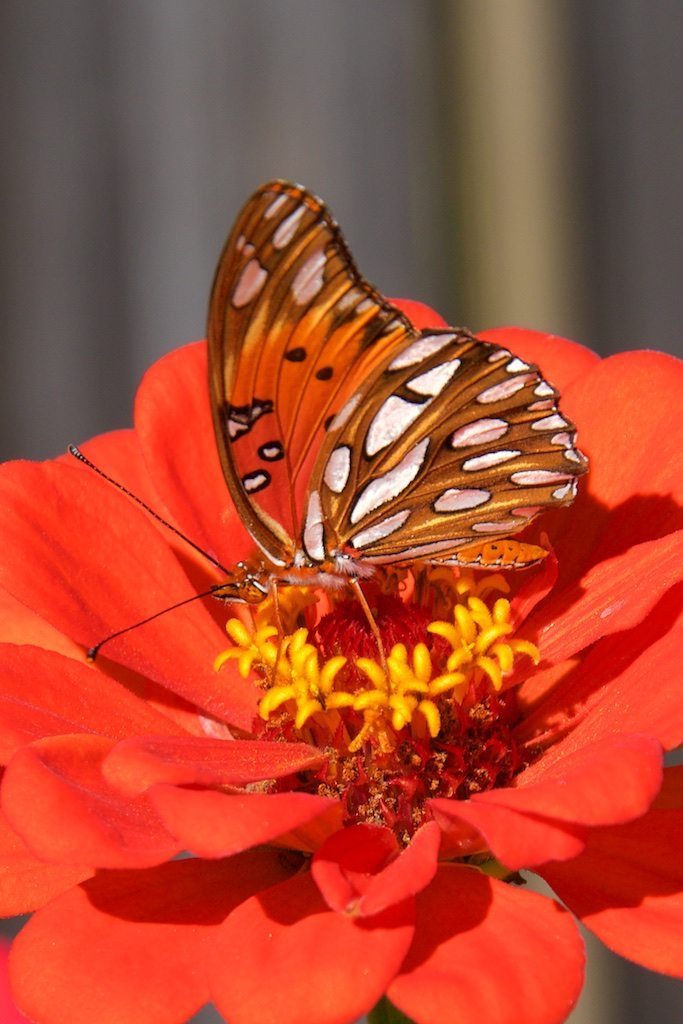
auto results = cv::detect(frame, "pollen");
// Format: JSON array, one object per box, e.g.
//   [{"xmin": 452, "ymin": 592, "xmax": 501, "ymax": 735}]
[
  {"xmin": 214, "ymin": 567, "xmax": 543, "ymax": 838},
  {"xmin": 215, "ymin": 569, "xmax": 538, "ymax": 750}
]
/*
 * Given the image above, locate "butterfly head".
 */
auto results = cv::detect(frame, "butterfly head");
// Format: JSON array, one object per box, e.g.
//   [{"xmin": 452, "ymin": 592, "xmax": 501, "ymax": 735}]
[{"xmin": 211, "ymin": 562, "xmax": 271, "ymax": 605}]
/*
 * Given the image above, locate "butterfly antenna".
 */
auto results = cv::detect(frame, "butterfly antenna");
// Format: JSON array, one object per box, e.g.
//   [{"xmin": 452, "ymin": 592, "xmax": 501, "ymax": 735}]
[
  {"xmin": 68, "ymin": 444, "xmax": 232, "ymax": 576},
  {"xmin": 86, "ymin": 585, "xmax": 222, "ymax": 662}
]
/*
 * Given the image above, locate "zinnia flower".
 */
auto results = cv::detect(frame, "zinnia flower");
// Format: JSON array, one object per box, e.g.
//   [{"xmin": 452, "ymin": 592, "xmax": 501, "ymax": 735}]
[{"xmin": 0, "ymin": 300, "xmax": 681, "ymax": 1024}]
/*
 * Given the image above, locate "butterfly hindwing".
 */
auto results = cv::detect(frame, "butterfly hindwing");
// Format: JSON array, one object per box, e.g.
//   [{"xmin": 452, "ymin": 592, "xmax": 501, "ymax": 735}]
[
  {"xmin": 207, "ymin": 181, "xmax": 418, "ymax": 565},
  {"xmin": 306, "ymin": 330, "xmax": 587, "ymax": 565}
]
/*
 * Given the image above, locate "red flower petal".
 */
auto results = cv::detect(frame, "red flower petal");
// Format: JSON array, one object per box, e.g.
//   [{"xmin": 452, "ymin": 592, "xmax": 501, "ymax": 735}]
[
  {"xmin": 0, "ymin": 940, "xmax": 28, "ymax": 1024},
  {"xmin": 0, "ymin": 459, "xmax": 257, "ymax": 730},
  {"xmin": 103, "ymin": 734, "xmax": 326, "ymax": 794},
  {"xmin": 312, "ymin": 821, "xmax": 440, "ymax": 917},
  {"xmin": 433, "ymin": 804, "xmax": 585, "ymax": 870},
  {"xmin": 61, "ymin": 428, "xmax": 160, "ymax": 508},
  {"xmin": 517, "ymin": 584, "xmax": 683, "ymax": 752},
  {"xmin": 389, "ymin": 865, "xmax": 584, "ymax": 1024},
  {"xmin": 2, "ymin": 735, "xmax": 180, "ymax": 869},
  {"xmin": 0, "ymin": 645, "xmax": 184, "ymax": 764},
  {"xmin": 149, "ymin": 785, "xmax": 337, "ymax": 858},
  {"xmin": 431, "ymin": 735, "xmax": 663, "ymax": 870},
  {"xmin": 134, "ymin": 342, "xmax": 254, "ymax": 569},
  {"xmin": 540, "ymin": 766, "xmax": 683, "ymax": 977},
  {"xmin": 0, "ymin": 806, "xmax": 92, "ymax": 916},
  {"xmin": 509, "ymin": 544, "xmax": 558, "ymax": 628},
  {"xmin": 390, "ymin": 298, "xmax": 449, "ymax": 330},
  {"xmin": 534, "ymin": 350, "xmax": 683, "ymax": 590},
  {"xmin": 0, "ymin": 587, "xmax": 81, "ymax": 657},
  {"xmin": 209, "ymin": 870, "xmax": 415, "ymax": 1024},
  {"xmin": 512, "ymin": 733, "xmax": 663, "ymax": 809},
  {"xmin": 9, "ymin": 851, "xmax": 295, "ymax": 1024},
  {"xmin": 524, "ymin": 529, "xmax": 683, "ymax": 668},
  {"xmin": 477, "ymin": 327, "xmax": 600, "ymax": 392}
]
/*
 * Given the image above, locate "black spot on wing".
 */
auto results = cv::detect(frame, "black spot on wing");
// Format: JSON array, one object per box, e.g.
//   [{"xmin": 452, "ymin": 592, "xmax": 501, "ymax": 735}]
[
  {"xmin": 258, "ymin": 441, "xmax": 285, "ymax": 462},
  {"xmin": 242, "ymin": 470, "xmax": 271, "ymax": 494},
  {"xmin": 224, "ymin": 397, "xmax": 274, "ymax": 441},
  {"xmin": 284, "ymin": 347, "xmax": 307, "ymax": 362},
  {"xmin": 315, "ymin": 366, "xmax": 334, "ymax": 381}
]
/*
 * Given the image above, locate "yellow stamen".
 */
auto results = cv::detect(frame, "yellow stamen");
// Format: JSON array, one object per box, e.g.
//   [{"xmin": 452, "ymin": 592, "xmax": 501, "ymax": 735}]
[
  {"xmin": 418, "ymin": 698, "xmax": 441, "ymax": 738},
  {"xmin": 213, "ymin": 620, "xmax": 279, "ymax": 677},
  {"xmin": 214, "ymin": 567, "xmax": 540, "ymax": 753}
]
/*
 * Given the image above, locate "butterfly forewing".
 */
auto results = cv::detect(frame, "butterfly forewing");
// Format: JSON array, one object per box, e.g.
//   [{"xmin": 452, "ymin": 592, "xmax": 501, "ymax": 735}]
[
  {"xmin": 208, "ymin": 181, "xmax": 417, "ymax": 564},
  {"xmin": 307, "ymin": 330, "xmax": 587, "ymax": 565}
]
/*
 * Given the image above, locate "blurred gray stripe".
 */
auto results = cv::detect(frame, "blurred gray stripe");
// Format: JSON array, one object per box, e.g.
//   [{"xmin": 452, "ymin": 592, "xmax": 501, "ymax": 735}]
[{"xmin": 1, "ymin": 5, "xmax": 681, "ymax": 1024}]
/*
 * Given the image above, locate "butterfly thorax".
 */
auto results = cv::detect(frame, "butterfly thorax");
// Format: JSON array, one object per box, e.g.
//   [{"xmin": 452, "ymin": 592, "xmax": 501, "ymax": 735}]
[{"xmin": 210, "ymin": 551, "xmax": 376, "ymax": 606}]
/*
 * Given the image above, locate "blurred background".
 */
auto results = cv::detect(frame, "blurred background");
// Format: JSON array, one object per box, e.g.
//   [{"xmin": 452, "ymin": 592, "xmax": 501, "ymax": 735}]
[{"xmin": 0, "ymin": 1, "xmax": 681, "ymax": 1021}]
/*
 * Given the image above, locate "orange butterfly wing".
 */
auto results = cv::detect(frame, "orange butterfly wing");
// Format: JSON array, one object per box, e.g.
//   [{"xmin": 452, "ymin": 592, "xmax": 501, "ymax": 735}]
[{"xmin": 207, "ymin": 181, "xmax": 415, "ymax": 565}]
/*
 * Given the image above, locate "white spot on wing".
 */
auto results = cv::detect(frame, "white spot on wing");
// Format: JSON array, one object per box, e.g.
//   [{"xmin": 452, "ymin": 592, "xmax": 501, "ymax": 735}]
[
  {"xmin": 527, "ymin": 400, "xmax": 554, "ymax": 412},
  {"xmin": 292, "ymin": 250, "xmax": 326, "ymax": 305},
  {"xmin": 362, "ymin": 537, "xmax": 467, "ymax": 564},
  {"xmin": 366, "ymin": 396, "xmax": 426, "ymax": 456},
  {"xmin": 242, "ymin": 471, "xmax": 268, "ymax": 492},
  {"xmin": 329, "ymin": 392, "xmax": 362, "ymax": 431},
  {"xmin": 232, "ymin": 260, "xmax": 268, "ymax": 308},
  {"xmin": 462, "ymin": 450, "xmax": 522, "ymax": 471},
  {"xmin": 551, "ymin": 432, "xmax": 573, "ymax": 447},
  {"xmin": 506, "ymin": 357, "xmax": 531, "ymax": 373},
  {"xmin": 450, "ymin": 418, "xmax": 509, "ymax": 448},
  {"xmin": 476, "ymin": 375, "xmax": 535, "ymax": 403},
  {"xmin": 336, "ymin": 288, "xmax": 362, "ymax": 311},
  {"xmin": 324, "ymin": 446, "xmax": 351, "ymax": 493},
  {"xmin": 350, "ymin": 509, "xmax": 411, "ymax": 549},
  {"xmin": 471, "ymin": 520, "xmax": 523, "ymax": 533},
  {"xmin": 264, "ymin": 194, "xmax": 288, "ymax": 218},
  {"xmin": 273, "ymin": 207, "xmax": 306, "ymax": 249},
  {"xmin": 552, "ymin": 480, "xmax": 577, "ymax": 500},
  {"xmin": 406, "ymin": 359, "xmax": 461, "ymax": 396},
  {"xmin": 303, "ymin": 490, "xmax": 325, "ymax": 562},
  {"xmin": 388, "ymin": 333, "xmax": 456, "ymax": 370},
  {"xmin": 534, "ymin": 381, "xmax": 555, "ymax": 397},
  {"xmin": 511, "ymin": 470, "xmax": 572, "ymax": 485},
  {"xmin": 351, "ymin": 438, "xmax": 429, "ymax": 524},
  {"xmin": 564, "ymin": 449, "xmax": 584, "ymax": 463},
  {"xmin": 488, "ymin": 349, "xmax": 511, "ymax": 362},
  {"xmin": 433, "ymin": 488, "xmax": 491, "ymax": 512},
  {"xmin": 532, "ymin": 414, "xmax": 569, "ymax": 432},
  {"xmin": 228, "ymin": 419, "xmax": 249, "ymax": 439}
]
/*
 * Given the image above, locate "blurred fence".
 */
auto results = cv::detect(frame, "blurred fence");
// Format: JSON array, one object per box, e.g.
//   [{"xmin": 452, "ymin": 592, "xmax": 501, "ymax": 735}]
[{"xmin": 1, "ymin": 3, "xmax": 681, "ymax": 1022}]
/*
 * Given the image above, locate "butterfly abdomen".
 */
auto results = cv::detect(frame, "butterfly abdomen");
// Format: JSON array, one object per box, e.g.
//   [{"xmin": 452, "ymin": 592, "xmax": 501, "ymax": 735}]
[{"xmin": 450, "ymin": 539, "xmax": 548, "ymax": 568}]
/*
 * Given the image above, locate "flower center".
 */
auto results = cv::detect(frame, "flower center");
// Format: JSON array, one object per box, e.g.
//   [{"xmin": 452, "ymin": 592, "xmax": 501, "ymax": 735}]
[{"xmin": 215, "ymin": 568, "xmax": 539, "ymax": 842}]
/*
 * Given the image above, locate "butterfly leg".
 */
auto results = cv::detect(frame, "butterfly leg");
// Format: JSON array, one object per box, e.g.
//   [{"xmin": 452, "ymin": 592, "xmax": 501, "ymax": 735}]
[
  {"xmin": 267, "ymin": 580, "xmax": 289, "ymax": 685},
  {"xmin": 348, "ymin": 577, "xmax": 388, "ymax": 675}
]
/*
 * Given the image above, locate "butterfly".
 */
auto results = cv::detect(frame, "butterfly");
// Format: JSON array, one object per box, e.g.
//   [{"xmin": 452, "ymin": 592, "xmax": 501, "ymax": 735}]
[{"xmin": 207, "ymin": 181, "xmax": 587, "ymax": 606}]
